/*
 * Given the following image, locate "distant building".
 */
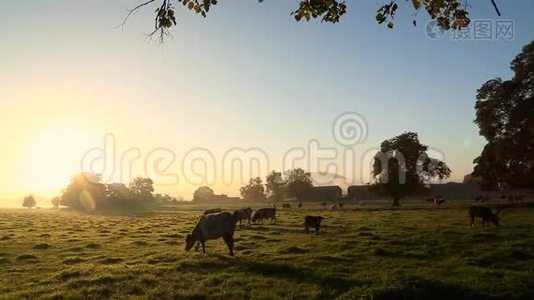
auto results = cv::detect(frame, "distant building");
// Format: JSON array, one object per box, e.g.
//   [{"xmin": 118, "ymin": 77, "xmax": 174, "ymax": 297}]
[
  {"xmin": 429, "ymin": 182, "xmax": 478, "ymax": 199},
  {"xmin": 348, "ymin": 181, "xmax": 533, "ymax": 201},
  {"xmin": 308, "ymin": 186, "xmax": 342, "ymax": 202}
]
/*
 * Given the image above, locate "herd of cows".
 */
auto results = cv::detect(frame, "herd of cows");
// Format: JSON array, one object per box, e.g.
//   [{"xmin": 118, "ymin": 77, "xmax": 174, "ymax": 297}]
[
  {"xmin": 184, "ymin": 205, "xmax": 324, "ymax": 256},
  {"xmin": 183, "ymin": 198, "xmax": 529, "ymax": 256}
]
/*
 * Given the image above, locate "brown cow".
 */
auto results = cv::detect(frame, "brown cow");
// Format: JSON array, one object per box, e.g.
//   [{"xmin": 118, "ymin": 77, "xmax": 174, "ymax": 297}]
[
  {"xmin": 185, "ymin": 212, "xmax": 236, "ymax": 256},
  {"xmin": 233, "ymin": 207, "xmax": 252, "ymax": 226},
  {"xmin": 469, "ymin": 206, "xmax": 502, "ymax": 227},
  {"xmin": 252, "ymin": 208, "xmax": 276, "ymax": 224},
  {"xmin": 304, "ymin": 215, "xmax": 324, "ymax": 234}
]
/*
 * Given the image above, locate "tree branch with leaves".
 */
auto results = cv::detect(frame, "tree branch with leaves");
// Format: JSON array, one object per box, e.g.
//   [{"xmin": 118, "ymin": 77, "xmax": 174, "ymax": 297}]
[{"xmin": 122, "ymin": 0, "xmax": 502, "ymax": 41}]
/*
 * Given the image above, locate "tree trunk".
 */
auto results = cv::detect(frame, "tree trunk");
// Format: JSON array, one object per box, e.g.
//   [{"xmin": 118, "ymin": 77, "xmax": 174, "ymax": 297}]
[{"xmin": 391, "ymin": 197, "xmax": 400, "ymax": 206}]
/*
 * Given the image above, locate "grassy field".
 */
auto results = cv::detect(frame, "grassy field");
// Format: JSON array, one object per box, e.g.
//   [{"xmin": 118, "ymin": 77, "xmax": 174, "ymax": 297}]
[{"xmin": 1, "ymin": 201, "xmax": 534, "ymax": 299}]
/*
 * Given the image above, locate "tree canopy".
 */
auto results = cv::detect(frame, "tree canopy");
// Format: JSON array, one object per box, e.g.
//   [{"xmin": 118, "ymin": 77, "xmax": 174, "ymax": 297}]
[
  {"xmin": 22, "ymin": 195, "xmax": 37, "ymax": 209},
  {"xmin": 125, "ymin": 0, "xmax": 502, "ymax": 41},
  {"xmin": 51, "ymin": 196, "xmax": 61, "ymax": 209},
  {"xmin": 192, "ymin": 186, "xmax": 215, "ymax": 202},
  {"xmin": 472, "ymin": 41, "xmax": 534, "ymax": 191},
  {"xmin": 61, "ymin": 173, "xmax": 157, "ymax": 211},
  {"xmin": 284, "ymin": 168, "xmax": 313, "ymax": 202},
  {"xmin": 265, "ymin": 171, "xmax": 285, "ymax": 202},
  {"xmin": 129, "ymin": 177, "xmax": 155, "ymax": 202},
  {"xmin": 371, "ymin": 132, "xmax": 451, "ymax": 206},
  {"xmin": 240, "ymin": 177, "xmax": 267, "ymax": 202}
]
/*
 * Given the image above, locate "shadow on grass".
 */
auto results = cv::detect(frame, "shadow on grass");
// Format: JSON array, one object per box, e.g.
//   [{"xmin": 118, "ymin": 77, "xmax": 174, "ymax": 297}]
[
  {"xmin": 246, "ymin": 225, "xmax": 304, "ymax": 235},
  {"xmin": 215, "ymin": 255, "xmax": 358, "ymax": 292},
  {"xmin": 338, "ymin": 277, "xmax": 510, "ymax": 300}
]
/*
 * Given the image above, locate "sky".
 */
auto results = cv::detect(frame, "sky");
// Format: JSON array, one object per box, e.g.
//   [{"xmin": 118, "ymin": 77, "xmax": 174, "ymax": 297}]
[{"xmin": 1, "ymin": 0, "xmax": 533, "ymax": 206}]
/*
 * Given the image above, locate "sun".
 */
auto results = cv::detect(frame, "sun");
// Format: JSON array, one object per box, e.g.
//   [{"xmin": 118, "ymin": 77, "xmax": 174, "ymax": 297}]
[{"xmin": 21, "ymin": 126, "xmax": 97, "ymax": 194}]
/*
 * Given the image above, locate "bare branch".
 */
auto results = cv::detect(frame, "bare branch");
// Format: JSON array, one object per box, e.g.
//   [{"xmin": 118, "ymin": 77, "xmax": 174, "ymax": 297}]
[
  {"xmin": 490, "ymin": 0, "xmax": 501, "ymax": 16},
  {"xmin": 117, "ymin": 0, "xmax": 158, "ymax": 30},
  {"xmin": 144, "ymin": 27, "xmax": 172, "ymax": 44}
]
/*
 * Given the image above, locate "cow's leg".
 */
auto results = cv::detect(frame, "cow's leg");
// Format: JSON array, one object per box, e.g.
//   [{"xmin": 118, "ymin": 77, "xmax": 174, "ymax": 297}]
[
  {"xmin": 201, "ymin": 241, "xmax": 206, "ymax": 253},
  {"xmin": 315, "ymin": 225, "xmax": 320, "ymax": 234},
  {"xmin": 305, "ymin": 225, "xmax": 309, "ymax": 233},
  {"xmin": 470, "ymin": 216, "xmax": 475, "ymax": 227},
  {"xmin": 223, "ymin": 235, "xmax": 234, "ymax": 256}
]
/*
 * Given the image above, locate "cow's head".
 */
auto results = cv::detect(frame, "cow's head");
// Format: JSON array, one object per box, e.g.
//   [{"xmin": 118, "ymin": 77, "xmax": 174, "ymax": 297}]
[{"xmin": 184, "ymin": 234, "xmax": 195, "ymax": 251}]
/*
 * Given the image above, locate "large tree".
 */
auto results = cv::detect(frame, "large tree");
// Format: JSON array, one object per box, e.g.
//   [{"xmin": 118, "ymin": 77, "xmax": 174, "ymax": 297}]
[
  {"xmin": 129, "ymin": 177, "xmax": 155, "ymax": 202},
  {"xmin": 61, "ymin": 173, "xmax": 106, "ymax": 211},
  {"xmin": 240, "ymin": 177, "xmax": 267, "ymax": 202},
  {"xmin": 22, "ymin": 195, "xmax": 36, "ymax": 209},
  {"xmin": 193, "ymin": 186, "xmax": 215, "ymax": 202},
  {"xmin": 284, "ymin": 168, "xmax": 313, "ymax": 202},
  {"xmin": 265, "ymin": 171, "xmax": 285, "ymax": 202},
  {"xmin": 61, "ymin": 174, "xmax": 158, "ymax": 211},
  {"xmin": 371, "ymin": 132, "xmax": 451, "ymax": 206},
  {"xmin": 123, "ymin": 0, "xmax": 502, "ymax": 41},
  {"xmin": 472, "ymin": 41, "xmax": 534, "ymax": 192},
  {"xmin": 104, "ymin": 183, "xmax": 134, "ymax": 206},
  {"xmin": 51, "ymin": 196, "xmax": 61, "ymax": 209}
]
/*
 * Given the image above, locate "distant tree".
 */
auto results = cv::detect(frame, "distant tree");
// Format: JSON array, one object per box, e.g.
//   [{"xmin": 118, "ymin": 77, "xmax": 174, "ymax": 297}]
[
  {"xmin": 472, "ymin": 41, "xmax": 534, "ymax": 192},
  {"xmin": 240, "ymin": 177, "xmax": 267, "ymax": 202},
  {"xmin": 51, "ymin": 196, "xmax": 61, "ymax": 209},
  {"xmin": 61, "ymin": 173, "xmax": 106, "ymax": 211},
  {"xmin": 22, "ymin": 195, "xmax": 36, "ymax": 209},
  {"xmin": 129, "ymin": 177, "xmax": 155, "ymax": 202},
  {"xmin": 193, "ymin": 186, "xmax": 215, "ymax": 202},
  {"xmin": 265, "ymin": 171, "xmax": 285, "ymax": 202},
  {"xmin": 285, "ymin": 168, "xmax": 313, "ymax": 202},
  {"xmin": 154, "ymin": 193, "xmax": 175, "ymax": 204},
  {"xmin": 371, "ymin": 132, "xmax": 451, "ymax": 206},
  {"xmin": 122, "ymin": 0, "xmax": 502, "ymax": 41},
  {"xmin": 104, "ymin": 183, "xmax": 133, "ymax": 206}
]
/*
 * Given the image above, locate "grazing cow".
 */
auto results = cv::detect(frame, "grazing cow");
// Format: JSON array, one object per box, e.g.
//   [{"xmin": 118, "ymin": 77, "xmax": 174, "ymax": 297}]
[
  {"xmin": 338, "ymin": 203, "xmax": 343, "ymax": 209},
  {"xmin": 469, "ymin": 206, "xmax": 501, "ymax": 227},
  {"xmin": 320, "ymin": 202, "xmax": 328, "ymax": 208},
  {"xmin": 282, "ymin": 203, "xmax": 291, "ymax": 209},
  {"xmin": 329, "ymin": 204, "xmax": 339, "ymax": 210},
  {"xmin": 426, "ymin": 197, "xmax": 445, "ymax": 205},
  {"xmin": 304, "ymin": 216, "xmax": 324, "ymax": 234},
  {"xmin": 251, "ymin": 208, "xmax": 276, "ymax": 224},
  {"xmin": 203, "ymin": 208, "xmax": 222, "ymax": 215},
  {"xmin": 297, "ymin": 202, "xmax": 303, "ymax": 208},
  {"xmin": 233, "ymin": 207, "xmax": 252, "ymax": 226},
  {"xmin": 185, "ymin": 212, "xmax": 236, "ymax": 256}
]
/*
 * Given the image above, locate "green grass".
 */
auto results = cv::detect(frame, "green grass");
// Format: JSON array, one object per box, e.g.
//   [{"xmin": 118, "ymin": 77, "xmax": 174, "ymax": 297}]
[{"xmin": 1, "ymin": 202, "xmax": 534, "ymax": 299}]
